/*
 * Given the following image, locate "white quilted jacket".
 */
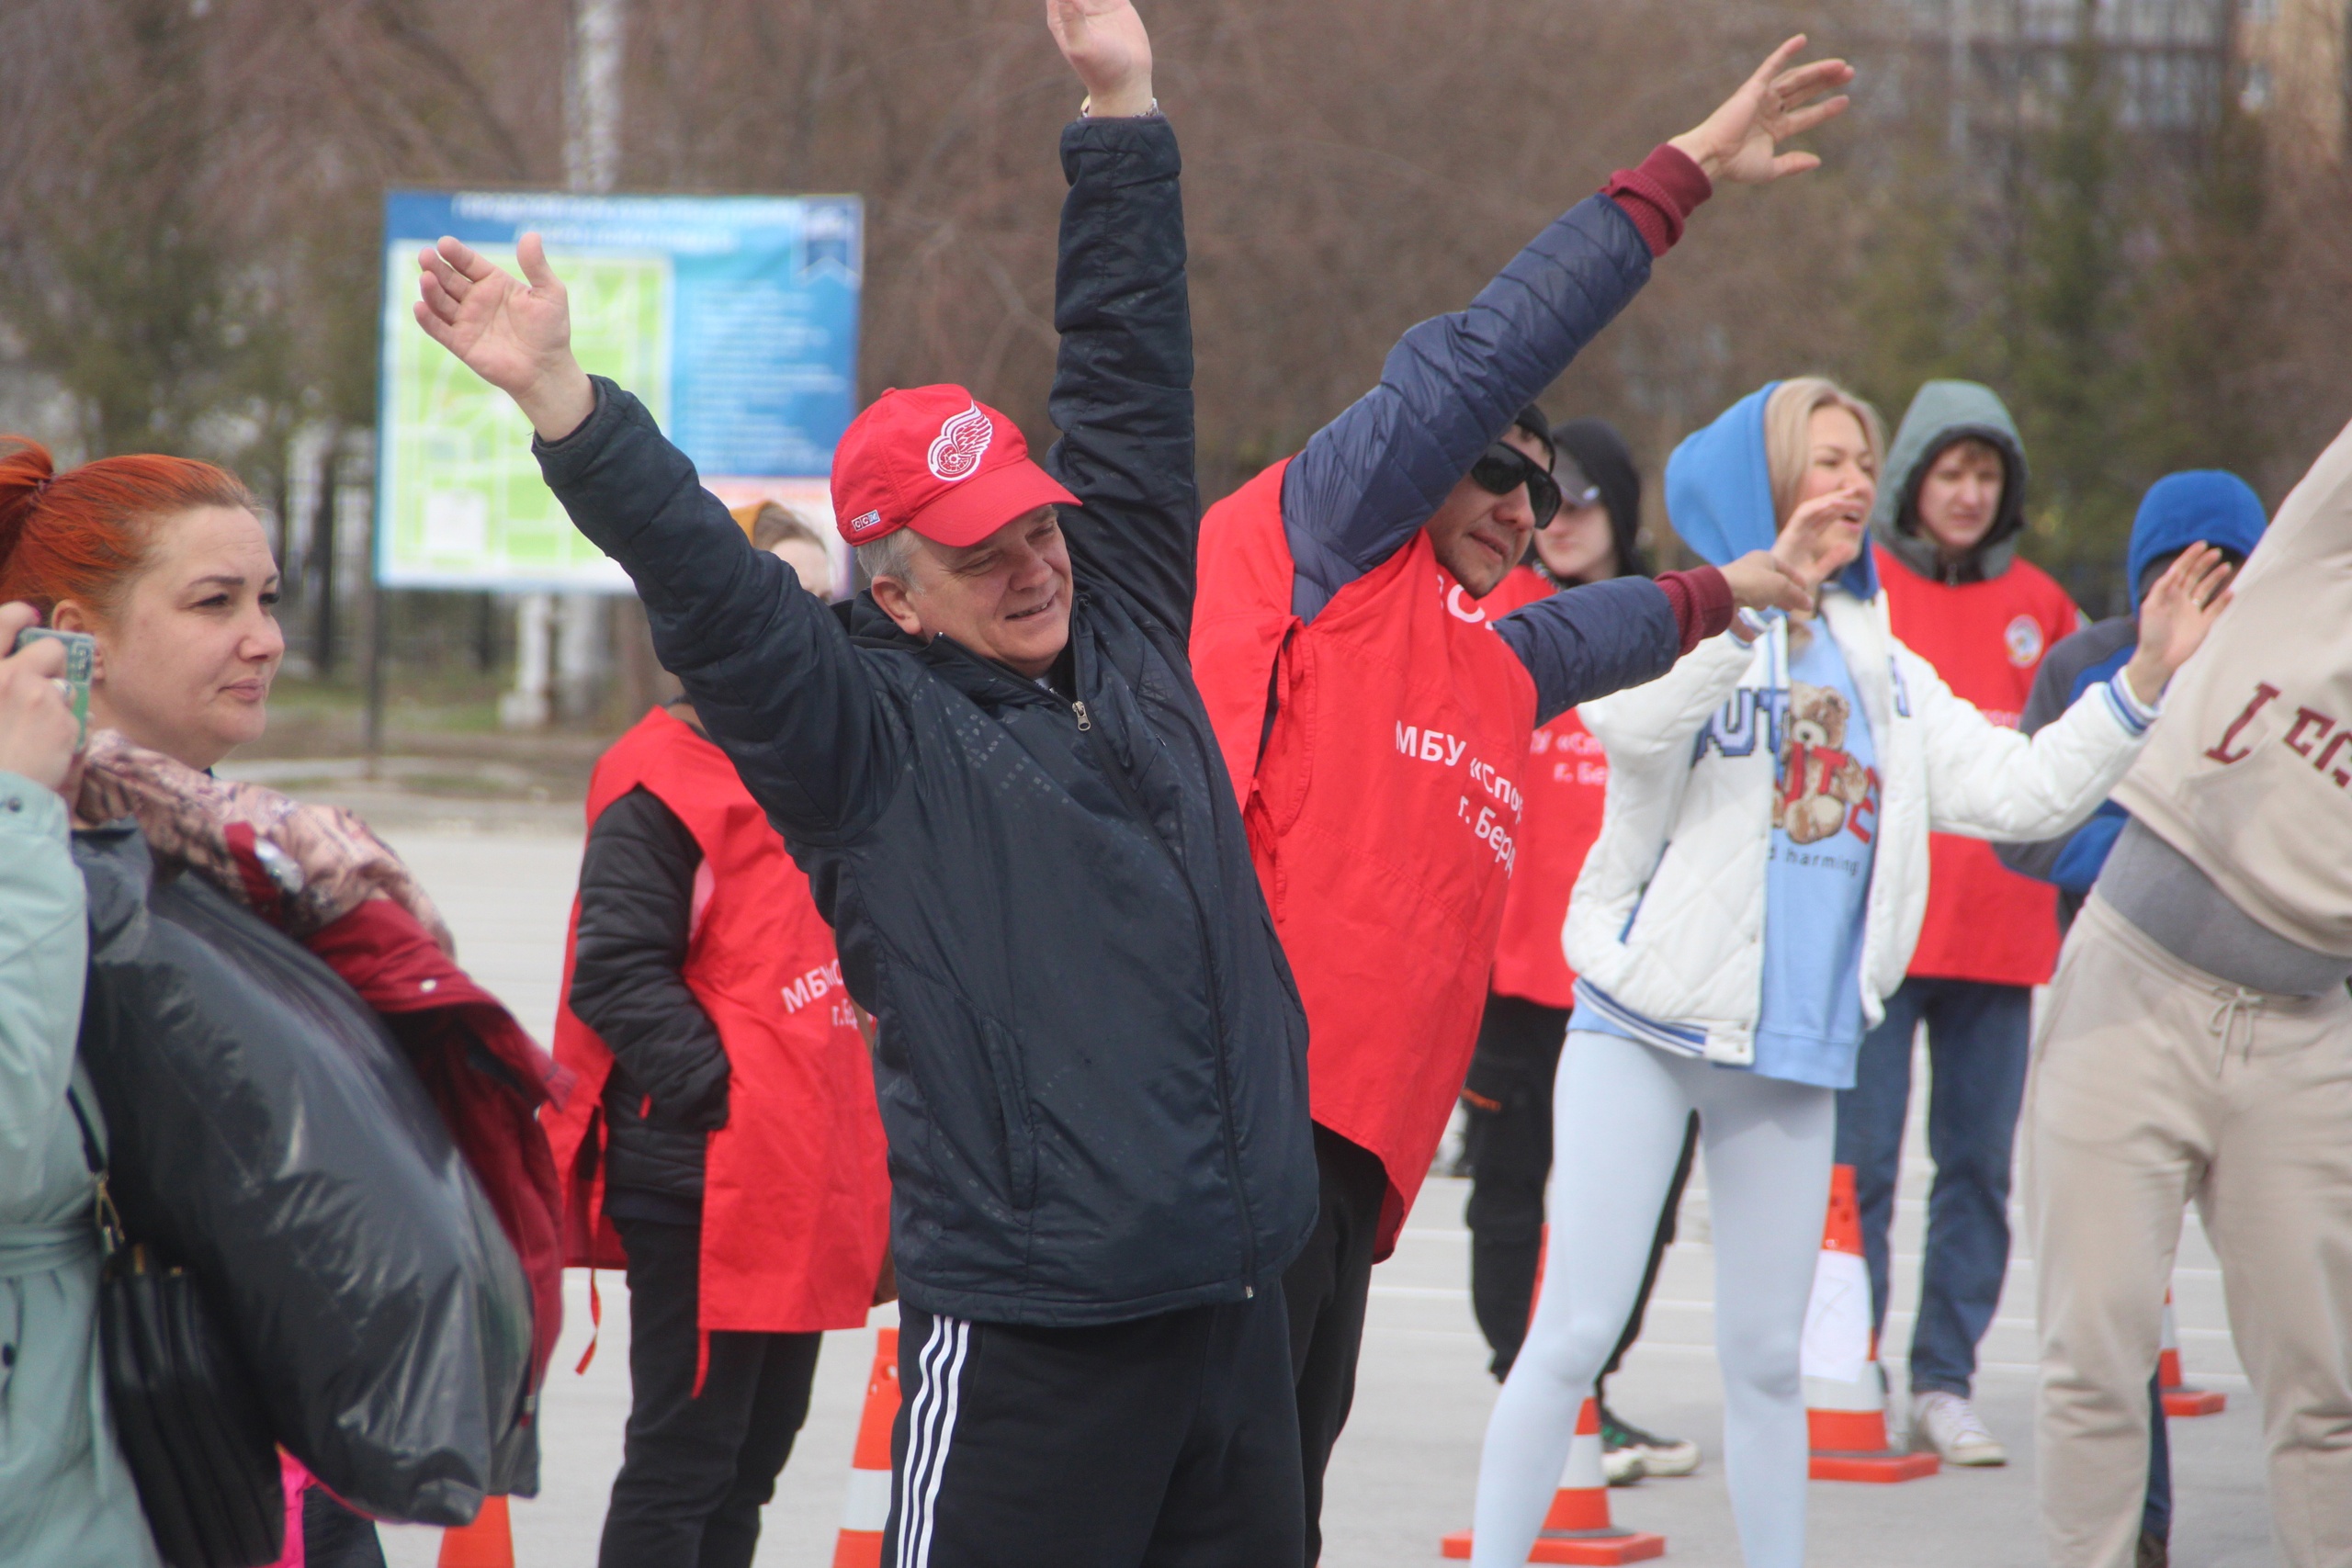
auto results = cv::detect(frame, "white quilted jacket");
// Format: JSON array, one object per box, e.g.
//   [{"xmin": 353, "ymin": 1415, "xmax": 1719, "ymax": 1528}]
[{"xmin": 1564, "ymin": 589, "xmax": 2154, "ymax": 1066}]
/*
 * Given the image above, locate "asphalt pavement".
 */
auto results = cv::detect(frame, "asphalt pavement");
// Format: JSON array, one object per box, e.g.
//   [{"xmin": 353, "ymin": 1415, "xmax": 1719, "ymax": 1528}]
[{"xmin": 367, "ymin": 823, "xmax": 2280, "ymax": 1568}]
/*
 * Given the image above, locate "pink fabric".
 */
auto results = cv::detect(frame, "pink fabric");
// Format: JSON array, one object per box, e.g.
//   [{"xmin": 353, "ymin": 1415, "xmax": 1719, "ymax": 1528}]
[{"xmin": 274, "ymin": 1453, "xmax": 308, "ymax": 1568}]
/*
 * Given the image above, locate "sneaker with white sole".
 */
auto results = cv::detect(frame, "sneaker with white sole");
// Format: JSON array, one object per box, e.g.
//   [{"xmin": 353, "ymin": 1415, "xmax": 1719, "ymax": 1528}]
[
  {"xmin": 1600, "ymin": 1405, "xmax": 1701, "ymax": 1478},
  {"xmin": 1911, "ymin": 1390, "xmax": 2007, "ymax": 1466},
  {"xmin": 1600, "ymin": 1443, "xmax": 1645, "ymax": 1486}
]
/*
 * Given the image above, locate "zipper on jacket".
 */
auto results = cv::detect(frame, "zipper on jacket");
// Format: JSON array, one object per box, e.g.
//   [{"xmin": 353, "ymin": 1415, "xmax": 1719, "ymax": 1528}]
[{"xmin": 1069, "ymin": 642, "xmax": 1259, "ymax": 1292}]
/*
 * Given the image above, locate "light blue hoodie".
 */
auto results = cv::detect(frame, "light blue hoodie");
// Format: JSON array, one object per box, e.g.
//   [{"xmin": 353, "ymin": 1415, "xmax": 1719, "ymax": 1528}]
[
  {"xmin": 1570, "ymin": 385, "xmax": 1884, "ymax": 1089},
  {"xmin": 1664, "ymin": 381, "xmax": 1881, "ymax": 599}
]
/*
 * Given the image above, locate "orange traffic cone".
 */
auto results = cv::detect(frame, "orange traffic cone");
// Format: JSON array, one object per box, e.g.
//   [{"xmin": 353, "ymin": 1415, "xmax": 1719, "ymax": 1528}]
[
  {"xmin": 831, "ymin": 1328, "xmax": 901, "ymax": 1568},
  {"xmin": 437, "ymin": 1495, "xmax": 514, "ymax": 1568},
  {"xmin": 1441, "ymin": 1397, "xmax": 1667, "ymax": 1564},
  {"xmin": 2158, "ymin": 1289, "xmax": 2225, "ymax": 1416},
  {"xmin": 1803, "ymin": 1165, "xmax": 1937, "ymax": 1482}
]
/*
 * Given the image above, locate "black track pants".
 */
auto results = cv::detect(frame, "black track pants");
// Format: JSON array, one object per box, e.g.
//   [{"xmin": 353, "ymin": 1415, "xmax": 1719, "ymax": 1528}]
[
  {"xmin": 883, "ymin": 1292, "xmax": 1302, "ymax": 1568},
  {"xmin": 1283, "ymin": 1123, "xmax": 1392, "ymax": 1566},
  {"xmin": 1462, "ymin": 993, "xmax": 1696, "ymax": 1385},
  {"xmin": 601, "ymin": 1213, "xmax": 823, "ymax": 1568}
]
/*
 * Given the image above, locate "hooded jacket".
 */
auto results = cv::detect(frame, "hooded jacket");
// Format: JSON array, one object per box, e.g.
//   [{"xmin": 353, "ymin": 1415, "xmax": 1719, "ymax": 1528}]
[
  {"xmin": 1564, "ymin": 385, "xmax": 2154, "ymax": 1077},
  {"xmin": 1869, "ymin": 380, "xmax": 2082, "ymax": 985},
  {"xmin": 1996, "ymin": 470, "xmax": 2272, "ymax": 926},
  {"xmin": 533, "ymin": 117, "xmax": 1317, "ymax": 1328},
  {"xmin": 1869, "ymin": 379, "xmax": 2030, "ymax": 585},
  {"xmin": 1551, "ymin": 417, "xmax": 1650, "ymax": 581}
]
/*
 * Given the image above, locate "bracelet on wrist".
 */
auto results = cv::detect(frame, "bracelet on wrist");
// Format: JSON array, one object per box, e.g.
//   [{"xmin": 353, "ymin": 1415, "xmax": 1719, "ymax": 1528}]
[{"xmin": 1079, "ymin": 95, "xmax": 1159, "ymax": 119}]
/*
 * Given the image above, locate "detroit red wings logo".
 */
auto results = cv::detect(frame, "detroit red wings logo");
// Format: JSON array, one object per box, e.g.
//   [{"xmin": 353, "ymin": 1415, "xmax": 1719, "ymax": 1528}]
[{"xmin": 927, "ymin": 404, "xmax": 993, "ymax": 482}]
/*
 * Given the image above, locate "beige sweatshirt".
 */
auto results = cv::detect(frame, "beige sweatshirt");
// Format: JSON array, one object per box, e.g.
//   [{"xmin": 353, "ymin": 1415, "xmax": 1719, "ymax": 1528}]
[{"xmin": 2113, "ymin": 416, "xmax": 2352, "ymax": 958}]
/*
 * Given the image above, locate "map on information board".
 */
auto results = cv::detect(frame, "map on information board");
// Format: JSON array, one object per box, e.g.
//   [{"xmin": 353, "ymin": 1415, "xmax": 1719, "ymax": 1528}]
[{"xmin": 377, "ymin": 190, "xmax": 861, "ymax": 591}]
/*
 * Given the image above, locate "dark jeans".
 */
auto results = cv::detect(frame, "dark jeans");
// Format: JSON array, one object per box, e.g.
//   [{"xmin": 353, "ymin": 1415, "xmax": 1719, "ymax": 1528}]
[
  {"xmin": 1284, "ymin": 1124, "xmax": 1392, "ymax": 1567},
  {"xmin": 1834, "ymin": 976, "xmax": 2031, "ymax": 1398},
  {"xmin": 884, "ymin": 1293, "xmax": 1302, "ymax": 1568},
  {"xmin": 1461, "ymin": 993, "xmax": 1696, "ymax": 1386},
  {"xmin": 602, "ymin": 1212, "xmax": 822, "ymax": 1568}
]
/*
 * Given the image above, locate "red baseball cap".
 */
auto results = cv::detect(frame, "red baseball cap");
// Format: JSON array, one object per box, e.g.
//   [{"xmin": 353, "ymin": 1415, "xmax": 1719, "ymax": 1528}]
[{"xmin": 831, "ymin": 385, "xmax": 1079, "ymax": 549}]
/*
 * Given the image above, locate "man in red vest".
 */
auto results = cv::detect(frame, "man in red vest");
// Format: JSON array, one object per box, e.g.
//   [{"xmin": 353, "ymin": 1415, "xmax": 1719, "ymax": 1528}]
[
  {"xmin": 1835, "ymin": 378, "xmax": 2083, "ymax": 1469},
  {"xmin": 1463, "ymin": 417, "xmax": 1700, "ymax": 1484},
  {"xmin": 1189, "ymin": 41, "xmax": 1856, "ymax": 1555},
  {"xmin": 550, "ymin": 524, "xmax": 891, "ymax": 1568}
]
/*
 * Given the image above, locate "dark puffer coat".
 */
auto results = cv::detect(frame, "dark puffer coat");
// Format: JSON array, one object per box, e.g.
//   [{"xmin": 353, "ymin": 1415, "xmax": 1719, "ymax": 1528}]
[{"xmin": 535, "ymin": 117, "xmax": 1317, "ymax": 1326}]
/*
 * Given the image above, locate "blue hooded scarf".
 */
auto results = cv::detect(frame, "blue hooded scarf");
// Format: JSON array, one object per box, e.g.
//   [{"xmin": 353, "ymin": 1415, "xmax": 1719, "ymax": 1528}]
[
  {"xmin": 1665, "ymin": 383, "xmax": 1881, "ymax": 602},
  {"xmin": 2125, "ymin": 470, "xmax": 2267, "ymax": 604}
]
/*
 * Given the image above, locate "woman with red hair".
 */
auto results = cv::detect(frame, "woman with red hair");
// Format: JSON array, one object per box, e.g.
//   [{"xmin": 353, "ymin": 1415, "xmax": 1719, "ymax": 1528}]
[
  {"xmin": 0, "ymin": 441, "xmax": 283, "ymax": 768},
  {"xmin": 1, "ymin": 440, "xmax": 567, "ymax": 1568}
]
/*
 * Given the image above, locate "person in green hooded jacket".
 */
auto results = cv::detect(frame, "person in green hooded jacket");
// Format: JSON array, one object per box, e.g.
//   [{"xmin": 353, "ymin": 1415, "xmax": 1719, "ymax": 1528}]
[
  {"xmin": 0, "ymin": 598, "xmax": 164, "ymax": 1568},
  {"xmin": 1834, "ymin": 379, "xmax": 2086, "ymax": 1467}
]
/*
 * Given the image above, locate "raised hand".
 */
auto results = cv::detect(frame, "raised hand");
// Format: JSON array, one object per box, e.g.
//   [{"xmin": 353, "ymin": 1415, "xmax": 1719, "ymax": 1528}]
[
  {"xmin": 2124, "ymin": 542, "xmax": 2236, "ymax": 705},
  {"xmin": 0, "ymin": 603, "xmax": 81, "ymax": 795},
  {"xmin": 1047, "ymin": 0, "xmax": 1153, "ymax": 118},
  {"xmin": 1669, "ymin": 36, "xmax": 1854, "ymax": 186},
  {"xmin": 413, "ymin": 233, "xmax": 596, "ymax": 441},
  {"xmin": 1721, "ymin": 550, "xmax": 1815, "ymax": 617},
  {"xmin": 1771, "ymin": 482, "xmax": 1871, "ymax": 600}
]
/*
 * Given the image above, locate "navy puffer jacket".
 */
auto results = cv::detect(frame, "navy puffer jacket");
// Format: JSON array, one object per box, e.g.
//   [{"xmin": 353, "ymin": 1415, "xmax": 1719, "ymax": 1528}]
[{"xmin": 535, "ymin": 117, "xmax": 1317, "ymax": 1326}]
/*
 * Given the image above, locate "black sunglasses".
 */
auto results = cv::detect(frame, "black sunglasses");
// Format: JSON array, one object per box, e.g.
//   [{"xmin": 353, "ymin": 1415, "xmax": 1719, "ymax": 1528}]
[{"xmin": 1468, "ymin": 443, "xmax": 1564, "ymax": 530}]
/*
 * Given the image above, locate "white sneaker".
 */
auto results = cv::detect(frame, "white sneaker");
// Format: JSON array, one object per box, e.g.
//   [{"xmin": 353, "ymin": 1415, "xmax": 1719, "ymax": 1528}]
[
  {"xmin": 1911, "ymin": 1391, "xmax": 2007, "ymax": 1466},
  {"xmin": 1600, "ymin": 1444, "xmax": 1646, "ymax": 1486}
]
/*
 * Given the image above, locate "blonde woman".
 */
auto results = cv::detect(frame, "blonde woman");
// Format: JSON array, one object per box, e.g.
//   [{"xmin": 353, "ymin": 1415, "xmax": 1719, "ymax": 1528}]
[{"xmin": 1466, "ymin": 378, "xmax": 2232, "ymax": 1568}]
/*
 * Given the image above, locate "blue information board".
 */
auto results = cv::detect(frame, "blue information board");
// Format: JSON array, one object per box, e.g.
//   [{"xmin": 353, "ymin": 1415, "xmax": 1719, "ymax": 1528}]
[{"xmin": 377, "ymin": 189, "xmax": 860, "ymax": 590}]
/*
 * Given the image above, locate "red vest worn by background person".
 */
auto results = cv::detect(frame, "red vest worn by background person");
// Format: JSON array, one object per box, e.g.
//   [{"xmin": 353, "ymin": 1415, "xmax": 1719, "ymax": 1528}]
[
  {"xmin": 1482, "ymin": 566, "xmax": 1611, "ymax": 1011},
  {"xmin": 548, "ymin": 707, "xmax": 889, "ymax": 1338},
  {"xmin": 1193, "ymin": 460, "xmax": 1537, "ymax": 1255},
  {"xmin": 1874, "ymin": 543, "xmax": 2084, "ymax": 987}
]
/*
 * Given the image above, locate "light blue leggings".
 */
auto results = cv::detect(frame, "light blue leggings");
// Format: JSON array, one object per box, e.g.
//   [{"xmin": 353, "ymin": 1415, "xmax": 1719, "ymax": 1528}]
[{"xmin": 1470, "ymin": 1031, "xmax": 1836, "ymax": 1568}]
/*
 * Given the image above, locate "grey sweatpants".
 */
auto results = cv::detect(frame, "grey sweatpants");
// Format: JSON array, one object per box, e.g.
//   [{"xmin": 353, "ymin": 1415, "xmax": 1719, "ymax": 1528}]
[{"xmin": 2026, "ymin": 893, "xmax": 2352, "ymax": 1568}]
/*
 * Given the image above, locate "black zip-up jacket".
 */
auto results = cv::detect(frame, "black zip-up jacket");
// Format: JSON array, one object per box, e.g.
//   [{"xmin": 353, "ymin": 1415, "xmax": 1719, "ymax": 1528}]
[
  {"xmin": 535, "ymin": 116, "xmax": 1317, "ymax": 1326},
  {"xmin": 571, "ymin": 782, "xmax": 726, "ymax": 1220}
]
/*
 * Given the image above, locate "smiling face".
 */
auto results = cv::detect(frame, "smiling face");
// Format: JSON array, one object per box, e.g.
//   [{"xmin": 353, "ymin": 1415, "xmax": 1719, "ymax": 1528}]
[
  {"xmin": 868, "ymin": 504, "xmax": 1073, "ymax": 678},
  {"xmin": 1783, "ymin": 404, "xmax": 1879, "ymax": 554},
  {"xmin": 51, "ymin": 505, "xmax": 285, "ymax": 770},
  {"xmin": 1426, "ymin": 426, "xmax": 1549, "ymax": 598},
  {"xmin": 1914, "ymin": 437, "xmax": 2007, "ymax": 558}
]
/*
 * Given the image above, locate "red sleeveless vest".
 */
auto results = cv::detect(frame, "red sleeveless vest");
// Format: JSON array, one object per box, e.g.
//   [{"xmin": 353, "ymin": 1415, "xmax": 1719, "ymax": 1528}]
[
  {"xmin": 548, "ymin": 707, "xmax": 889, "ymax": 1334},
  {"xmin": 1193, "ymin": 461, "xmax": 1537, "ymax": 1253}
]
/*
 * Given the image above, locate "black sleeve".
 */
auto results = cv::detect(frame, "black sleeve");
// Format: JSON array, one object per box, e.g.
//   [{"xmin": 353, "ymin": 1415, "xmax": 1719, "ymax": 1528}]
[
  {"xmin": 1042, "ymin": 114, "xmax": 1198, "ymax": 638},
  {"xmin": 568, "ymin": 787, "xmax": 729, "ymax": 1131},
  {"xmin": 536, "ymin": 382, "xmax": 899, "ymax": 841}
]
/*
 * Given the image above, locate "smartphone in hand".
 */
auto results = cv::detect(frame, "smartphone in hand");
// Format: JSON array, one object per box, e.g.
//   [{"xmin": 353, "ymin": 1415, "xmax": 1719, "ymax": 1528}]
[{"xmin": 14, "ymin": 626, "xmax": 94, "ymax": 744}]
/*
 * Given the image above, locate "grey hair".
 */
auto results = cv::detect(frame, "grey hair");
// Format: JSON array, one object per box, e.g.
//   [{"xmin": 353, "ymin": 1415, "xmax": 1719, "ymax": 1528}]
[{"xmin": 854, "ymin": 529, "xmax": 922, "ymax": 586}]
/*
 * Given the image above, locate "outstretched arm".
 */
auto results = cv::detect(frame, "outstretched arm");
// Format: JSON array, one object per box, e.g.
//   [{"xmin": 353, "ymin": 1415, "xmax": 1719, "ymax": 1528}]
[
  {"xmin": 1036, "ymin": 0, "xmax": 1201, "ymax": 636},
  {"xmin": 414, "ymin": 243, "xmax": 894, "ymax": 839},
  {"xmin": 1281, "ymin": 37, "xmax": 1852, "ymax": 621}
]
